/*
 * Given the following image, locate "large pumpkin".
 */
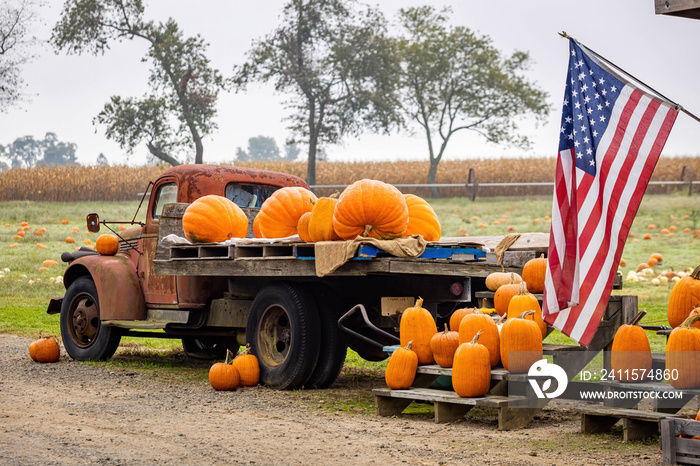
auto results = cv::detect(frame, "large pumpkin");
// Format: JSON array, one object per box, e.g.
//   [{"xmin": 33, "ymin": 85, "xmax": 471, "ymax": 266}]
[
  {"xmin": 430, "ymin": 324, "xmax": 460, "ymax": 368},
  {"xmin": 402, "ymin": 194, "xmax": 441, "ymax": 242},
  {"xmin": 385, "ymin": 341, "xmax": 418, "ymax": 389},
  {"xmin": 493, "ymin": 274, "xmax": 521, "ymax": 317},
  {"xmin": 232, "ymin": 345, "xmax": 260, "ymax": 387},
  {"xmin": 610, "ymin": 311, "xmax": 652, "ymax": 382},
  {"xmin": 208, "ymin": 350, "xmax": 240, "ymax": 391},
  {"xmin": 522, "ymin": 254, "xmax": 547, "ymax": 294},
  {"xmin": 182, "ymin": 195, "xmax": 248, "ymax": 243},
  {"xmin": 500, "ymin": 311, "xmax": 543, "ymax": 373},
  {"xmin": 485, "ymin": 272, "xmax": 522, "ymax": 292},
  {"xmin": 296, "ymin": 212, "xmax": 313, "ymax": 243},
  {"xmin": 308, "ymin": 194, "xmax": 342, "ymax": 242},
  {"xmin": 399, "ymin": 298, "xmax": 437, "ymax": 365},
  {"xmin": 668, "ymin": 264, "xmax": 700, "ymax": 328},
  {"xmin": 332, "ymin": 179, "xmax": 409, "ymax": 240},
  {"xmin": 257, "ymin": 187, "xmax": 317, "ymax": 238},
  {"xmin": 458, "ymin": 312, "xmax": 500, "ymax": 368},
  {"xmin": 666, "ymin": 314, "xmax": 700, "ymax": 389},
  {"xmin": 506, "ymin": 282, "xmax": 546, "ymax": 339},
  {"xmin": 452, "ymin": 332, "xmax": 491, "ymax": 398},
  {"xmin": 449, "ymin": 307, "xmax": 479, "ymax": 333}
]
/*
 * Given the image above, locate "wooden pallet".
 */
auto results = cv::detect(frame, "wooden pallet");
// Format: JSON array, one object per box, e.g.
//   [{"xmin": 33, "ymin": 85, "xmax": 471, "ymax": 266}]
[
  {"xmin": 599, "ymin": 380, "xmax": 699, "ymax": 413},
  {"xmin": 661, "ymin": 416, "xmax": 700, "ymax": 465},
  {"xmin": 576, "ymin": 406, "xmax": 668, "ymax": 442}
]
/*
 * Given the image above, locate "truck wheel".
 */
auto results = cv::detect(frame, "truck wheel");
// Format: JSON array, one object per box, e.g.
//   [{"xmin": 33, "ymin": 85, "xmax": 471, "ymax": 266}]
[
  {"xmin": 181, "ymin": 337, "xmax": 238, "ymax": 360},
  {"xmin": 60, "ymin": 276, "xmax": 121, "ymax": 360},
  {"xmin": 304, "ymin": 285, "xmax": 348, "ymax": 389},
  {"xmin": 247, "ymin": 282, "xmax": 320, "ymax": 390}
]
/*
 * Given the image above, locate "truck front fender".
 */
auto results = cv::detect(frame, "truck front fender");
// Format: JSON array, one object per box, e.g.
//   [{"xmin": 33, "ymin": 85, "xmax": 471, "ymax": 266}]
[{"xmin": 64, "ymin": 254, "xmax": 146, "ymax": 321}]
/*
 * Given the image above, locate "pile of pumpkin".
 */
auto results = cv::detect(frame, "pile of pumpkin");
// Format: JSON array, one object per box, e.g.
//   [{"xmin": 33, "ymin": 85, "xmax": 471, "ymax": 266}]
[
  {"xmin": 208, "ymin": 346, "xmax": 260, "ymax": 391},
  {"xmin": 181, "ymin": 179, "xmax": 441, "ymax": 244},
  {"xmin": 385, "ymin": 254, "xmax": 548, "ymax": 397},
  {"xmin": 623, "ymin": 253, "xmax": 693, "ymax": 287}
]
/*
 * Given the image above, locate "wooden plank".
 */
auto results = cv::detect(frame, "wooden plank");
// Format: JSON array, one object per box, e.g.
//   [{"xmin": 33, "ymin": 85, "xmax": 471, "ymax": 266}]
[
  {"xmin": 435, "ymin": 402, "xmax": 473, "ymax": 423},
  {"xmin": 661, "ymin": 417, "xmax": 677, "ymax": 465},
  {"xmin": 623, "ymin": 417, "xmax": 659, "ymax": 442},
  {"xmin": 661, "ymin": 417, "xmax": 700, "ymax": 465},
  {"xmin": 375, "ymin": 394, "xmax": 413, "ymax": 416},
  {"xmin": 485, "ymin": 251, "xmax": 536, "ymax": 268},
  {"xmin": 675, "ymin": 438, "xmax": 700, "ymax": 465},
  {"xmin": 655, "ymin": 0, "xmax": 700, "ymax": 19},
  {"xmin": 445, "ymin": 234, "xmax": 549, "ymax": 252}
]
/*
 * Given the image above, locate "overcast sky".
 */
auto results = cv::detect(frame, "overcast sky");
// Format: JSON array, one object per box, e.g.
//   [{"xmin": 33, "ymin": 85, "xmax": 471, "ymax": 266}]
[{"xmin": 2, "ymin": 0, "xmax": 699, "ymax": 167}]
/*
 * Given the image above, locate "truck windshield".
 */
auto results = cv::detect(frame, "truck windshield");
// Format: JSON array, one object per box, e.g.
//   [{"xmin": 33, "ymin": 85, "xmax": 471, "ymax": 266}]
[{"xmin": 225, "ymin": 184, "xmax": 278, "ymax": 209}]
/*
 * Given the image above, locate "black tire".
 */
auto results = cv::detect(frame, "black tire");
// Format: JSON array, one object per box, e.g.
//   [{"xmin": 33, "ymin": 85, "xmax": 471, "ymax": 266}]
[
  {"xmin": 60, "ymin": 276, "xmax": 121, "ymax": 360},
  {"xmin": 304, "ymin": 285, "xmax": 348, "ymax": 389},
  {"xmin": 246, "ymin": 282, "xmax": 320, "ymax": 390},
  {"xmin": 181, "ymin": 337, "xmax": 239, "ymax": 360}
]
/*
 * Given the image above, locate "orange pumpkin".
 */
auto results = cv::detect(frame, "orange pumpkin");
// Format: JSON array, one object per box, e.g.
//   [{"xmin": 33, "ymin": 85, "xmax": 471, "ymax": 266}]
[
  {"xmin": 500, "ymin": 311, "xmax": 543, "ymax": 373},
  {"xmin": 402, "ymin": 194, "xmax": 441, "ymax": 242},
  {"xmin": 253, "ymin": 215, "xmax": 263, "ymax": 238},
  {"xmin": 668, "ymin": 265, "xmax": 700, "ymax": 328},
  {"xmin": 385, "ymin": 341, "xmax": 418, "ymax": 389},
  {"xmin": 209, "ymin": 350, "xmax": 240, "ymax": 391},
  {"xmin": 610, "ymin": 311, "xmax": 652, "ymax": 382},
  {"xmin": 452, "ymin": 332, "xmax": 491, "ymax": 398},
  {"xmin": 332, "ymin": 179, "xmax": 408, "ymax": 240},
  {"xmin": 458, "ymin": 312, "xmax": 500, "ymax": 367},
  {"xmin": 65, "ymin": 236, "xmax": 75, "ymax": 244},
  {"xmin": 182, "ymin": 195, "xmax": 248, "ymax": 243},
  {"xmin": 399, "ymin": 298, "xmax": 437, "ymax": 365},
  {"xmin": 666, "ymin": 314, "xmax": 700, "ymax": 389},
  {"xmin": 521, "ymin": 254, "xmax": 547, "ymax": 294},
  {"xmin": 95, "ymin": 234, "xmax": 119, "ymax": 256},
  {"xmin": 485, "ymin": 272, "xmax": 522, "ymax": 292},
  {"xmin": 308, "ymin": 194, "xmax": 342, "ymax": 242},
  {"xmin": 297, "ymin": 212, "xmax": 313, "ymax": 242},
  {"xmin": 257, "ymin": 187, "xmax": 317, "ymax": 238},
  {"xmin": 429, "ymin": 324, "xmax": 460, "ymax": 368},
  {"xmin": 506, "ymin": 282, "xmax": 546, "ymax": 339},
  {"xmin": 232, "ymin": 345, "xmax": 260, "ymax": 387},
  {"xmin": 29, "ymin": 337, "xmax": 60, "ymax": 363},
  {"xmin": 493, "ymin": 274, "xmax": 521, "ymax": 317}
]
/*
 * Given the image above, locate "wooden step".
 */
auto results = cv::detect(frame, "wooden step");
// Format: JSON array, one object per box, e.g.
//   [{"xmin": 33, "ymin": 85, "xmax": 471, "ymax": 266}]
[{"xmin": 576, "ymin": 406, "xmax": 668, "ymax": 442}]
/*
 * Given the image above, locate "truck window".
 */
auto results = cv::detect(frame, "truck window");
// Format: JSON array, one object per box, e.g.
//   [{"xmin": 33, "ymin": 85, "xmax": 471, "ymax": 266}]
[
  {"xmin": 225, "ymin": 184, "xmax": 278, "ymax": 208},
  {"xmin": 152, "ymin": 183, "xmax": 178, "ymax": 219}
]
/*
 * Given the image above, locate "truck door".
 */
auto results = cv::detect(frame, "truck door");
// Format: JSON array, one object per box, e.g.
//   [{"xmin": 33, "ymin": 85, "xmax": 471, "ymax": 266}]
[{"xmin": 138, "ymin": 177, "xmax": 178, "ymax": 306}]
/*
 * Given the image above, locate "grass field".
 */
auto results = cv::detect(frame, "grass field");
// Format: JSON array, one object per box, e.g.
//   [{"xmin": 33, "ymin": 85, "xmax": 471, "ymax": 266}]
[{"xmin": 0, "ymin": 194, "xmax": 698, "ymax": 373}]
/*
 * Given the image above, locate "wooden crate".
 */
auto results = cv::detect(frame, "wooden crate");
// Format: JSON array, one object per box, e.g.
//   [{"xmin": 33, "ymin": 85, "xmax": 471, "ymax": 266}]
[{"xmin": 661, "ymin": 416, "xmax": 700, "ymax": 465}]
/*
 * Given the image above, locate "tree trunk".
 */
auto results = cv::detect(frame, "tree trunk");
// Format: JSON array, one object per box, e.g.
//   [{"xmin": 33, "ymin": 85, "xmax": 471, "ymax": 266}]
[
  {"xmin": 147, "ymin": 142, "xmax": 181, "ymax": 166},
  {"xmin": 307, "ymin": 137, "xmax": 317, "ymax": 187},
  {"xmin": 427, "ymin": 158, "xmax": 440, "ymax": 199}
]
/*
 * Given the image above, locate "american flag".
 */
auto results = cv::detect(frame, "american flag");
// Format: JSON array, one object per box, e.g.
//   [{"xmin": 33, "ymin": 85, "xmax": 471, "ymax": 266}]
[{"xmin": 542, "ymin": 39, "xmax": 678, "ymax": 346}]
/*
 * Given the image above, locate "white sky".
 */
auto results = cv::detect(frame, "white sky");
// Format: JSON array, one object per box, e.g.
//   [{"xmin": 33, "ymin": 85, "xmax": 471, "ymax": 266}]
[{"xmin": 2, "ymin": 0, "xmax": 699, "ymax": 166}]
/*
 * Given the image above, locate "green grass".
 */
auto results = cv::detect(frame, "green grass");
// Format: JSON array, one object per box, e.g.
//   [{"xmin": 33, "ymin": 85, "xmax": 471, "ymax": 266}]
[{"xmin": 1, "ymin": 194, "xmax": 698, "ymax": 375}]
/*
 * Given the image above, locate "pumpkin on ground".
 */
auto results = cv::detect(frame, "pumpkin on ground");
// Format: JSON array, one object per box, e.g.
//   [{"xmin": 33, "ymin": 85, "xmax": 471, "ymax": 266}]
[
  {"xmin": 506, "ymin": 282, "xmax": 546, "ymax": 339},
  {"xmin": 485, "ymin": 272, "xmax": 522, "ymax": 292},
  {"xmin": 458, "ymin": 312, "xmax": 500, "ymax": 368},
  {"xmin": 95, "ymin": 234, "xmax": 120, "ymax": 256},
  {"xmin": 493, "ymin": 274, "xmax": 521, "ymax": 317},
  {"xmin": 500, "ymin": 311, "xmax": 543, "ymax": 373},
  {"xmin": 402, "ymin": 194, "xmax": 441, "ymax": 242},
  {"xmin": 449, "ymin": 307, "xmax": 479, "ymax": 333},
  {"xmin": 182, "ymin": 195, "xmax": 248, "ymax": 243},
  {"xmin": 430, "ymin": 324, "xmax": 460, "ymax": 368},
  {"xmin": 209, "ymin": 349, "xmax": 241, "ymax": 391},
  {"xmin": 232, "ymin": 345, "xmax": 260, "ymax": 387},
  {"xmin": 332, "ymin": 179, "xmax": 408, "ymax": 240},
  {"xmin": 29, "ymin": 337, "xmax": 60, "ymax": 363},
  {"xmin": 308, "ymin": 194, "xmax": 342, "ymax": 242},
  {"xmin": 256, "ymin": 187, "xmax": 317, "ymax": 239},
  {"xmin": 452, "ymin": 332, "xmax": 491, "ymax": 398},
  {"xmin": 385, "ymin": 341, "xmax": 418, "ymax": 389},
  {"xmin": 666, "ymin": 314, "xmax": 700, "ymax": 389},
  {"xmin": 399, "ymin": 298, "xmax": 437, "ymax": 365},
  {"xmin": 667, "ymin": 264, "xmax": 700, "ymax": 328},
  {"xmin": 296, "ymin": 212, "xmax": 313, "ymax": 243},
  {"xmin": 521, "ymin": 254, "xmax": 547, "ymax": 294},
  {"xmin": 610, "ymin": 311, "xmax": 652, "ymax": 382}
]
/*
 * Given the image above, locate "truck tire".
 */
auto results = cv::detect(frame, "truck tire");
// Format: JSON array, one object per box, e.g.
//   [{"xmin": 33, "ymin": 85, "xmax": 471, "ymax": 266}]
[
  {"xmin": 246, "ymin": 282, "xmax": 321, "ymax": 390},
  {"xmin": 181, "ymin": 337, "xmax": 238, "ymax": 360},
  {"xmin": 60, "ymin": 276, "xmax": 121, "ymax": 360},
  {"xmin": 304, "ymin": 285, "xmax": 348, "ymax": 389}
]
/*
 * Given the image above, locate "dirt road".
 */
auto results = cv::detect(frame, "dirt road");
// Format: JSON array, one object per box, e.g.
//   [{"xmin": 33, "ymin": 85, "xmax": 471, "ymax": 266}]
[{"xmin": 0, "ymin": 334, "xmax": 662, "ymax": 465}]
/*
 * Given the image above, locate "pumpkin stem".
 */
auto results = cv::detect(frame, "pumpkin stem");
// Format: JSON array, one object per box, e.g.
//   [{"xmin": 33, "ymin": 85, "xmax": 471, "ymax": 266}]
[
  {"xmin": 363, "ymin": 225, "xmax": 373, "ymax": 237},
  {"xmin": 497, "ymin": 314, "xmax": 506, "ymax": 325},
  {"xmin": 414, "ymin": 297, "xmax": 424, "ymax": 308},
  {"xmin": 470, "ymin": 330, "xmax": 482, "ymax": 345},
  {"xmin": 518, "ymin": 281, "xmax": 529, "ymax": 295},
  {"xmin": 629, "ymin": 310, "xmax": 647, "ymax": 326},
  {"xmin": 224, "ymin": 348, "xmax": 233, "ymax": 365},
  {"xmin": 405, "ymin": 340, "xmax": 413, "ymax": 351},
  {"xmin": 691, "ymin": 264, "xmax": 700, "ymax": 280},
  {"xmin": 444, "ymin": 323, "xmax": 449, "ymax": 333},
  {"xmin": 500, "ymin": 265, "xmax": 505, "ymax": 273},
  {"xmin": 330, "ymin": 191, "xmax": 340, "ymax": 199},
  {"xmin": 517, "ymin": 310, "xmax": 536, "ymax": 319},
  {"xmin": 508, "ymin": 273, "xmax": 515, "ymax": 285},
  {"xmin": 680, "ymin": 313, "xmax": 700, "ymax": 329}
]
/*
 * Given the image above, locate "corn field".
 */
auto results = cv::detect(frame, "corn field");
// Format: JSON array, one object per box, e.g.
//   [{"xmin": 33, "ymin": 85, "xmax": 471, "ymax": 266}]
[{"xmin": 1, "ymin": 157, "xmax": 698, "ymax": 202}]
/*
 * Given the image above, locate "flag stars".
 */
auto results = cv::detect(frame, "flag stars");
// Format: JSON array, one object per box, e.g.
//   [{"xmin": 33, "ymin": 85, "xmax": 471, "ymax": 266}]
[
  {"xmin": 563, "ymin": 98, "xmax": 569, "ymax": 106},
  {"xmin": 600, "ymin": 115, "xmax": 606, "ymax": 122},
  {"xmin": 599, "ymin": 77, "xmax": 605, "ymax": 85},
  {"xmin": 611, "ymin": 86, "xmax": 617, "ymax": 93},
  {"xmin": 578, "ymin": 72, "xmax": 585, "ymax": 81}
]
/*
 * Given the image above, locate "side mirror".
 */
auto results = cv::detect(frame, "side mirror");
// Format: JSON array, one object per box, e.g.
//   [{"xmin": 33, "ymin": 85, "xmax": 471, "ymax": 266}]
[{"xmin": 86, "ymin": 213, "xmax": 100, "ymax": 233}]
